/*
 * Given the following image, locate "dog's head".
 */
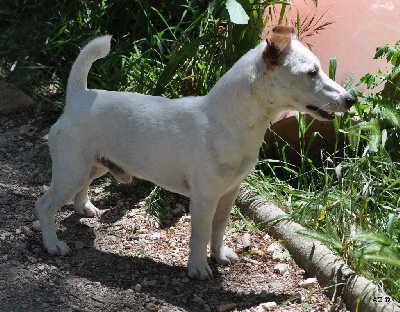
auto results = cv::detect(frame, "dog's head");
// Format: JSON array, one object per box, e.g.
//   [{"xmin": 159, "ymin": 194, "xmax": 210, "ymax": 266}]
[{"xmin": 262, "ymin": 25, "xmax": 355, "ymax": 121}]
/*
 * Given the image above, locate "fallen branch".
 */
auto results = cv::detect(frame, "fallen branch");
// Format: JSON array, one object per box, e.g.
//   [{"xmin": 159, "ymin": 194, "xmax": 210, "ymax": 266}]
[{"xmin": 235, "ymin": 185, "xmax": 400, "ymax": 312}]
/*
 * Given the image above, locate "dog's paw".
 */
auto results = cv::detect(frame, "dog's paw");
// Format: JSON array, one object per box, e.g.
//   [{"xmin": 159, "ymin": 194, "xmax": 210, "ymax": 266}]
[
  {"xmin": 45, "ymin": 240, "xmax": 71, "ymax": 256},
  {"xmin": 75, "ymin": 201, "xmax": 101, "ymax": 217},
  {"xmin": 211, "ymin": 246, "xmax": 239, "ymax": 265},
  {"xmin": 187, "ymin": 258, "xmax": 213, "ymax": 280}
]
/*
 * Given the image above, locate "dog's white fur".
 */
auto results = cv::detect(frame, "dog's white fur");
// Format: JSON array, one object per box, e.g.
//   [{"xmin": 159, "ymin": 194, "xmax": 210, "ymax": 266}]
[{"xmin": 36, "ymin": 26, "xmax": 354, "ymax": 280}]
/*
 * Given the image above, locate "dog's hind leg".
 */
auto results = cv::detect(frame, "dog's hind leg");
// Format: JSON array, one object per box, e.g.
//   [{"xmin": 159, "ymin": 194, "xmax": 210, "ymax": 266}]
[
  {"xmin": 36, "ymin": 184, "xmax": 81, "ymax": 256},
  {"xmin": 35, "ymin": 158, "xmax": 93, "ymax": 256},
  {"xmin": 210, "ymin": 187, "xmax": 240, "ymax": 265},
  {"xmin": 74, "ymin": 166, "xmax": 108, "ymax": 217}
]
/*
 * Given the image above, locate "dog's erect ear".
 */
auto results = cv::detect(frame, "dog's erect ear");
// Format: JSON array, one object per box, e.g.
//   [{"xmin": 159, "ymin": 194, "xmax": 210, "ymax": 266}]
[{"xmin": 263, "ymin": 25, "xmax": 295, "ymax": 69}]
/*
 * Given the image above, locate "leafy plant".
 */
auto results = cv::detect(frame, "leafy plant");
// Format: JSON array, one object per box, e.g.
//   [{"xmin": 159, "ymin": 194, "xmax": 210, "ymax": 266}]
[{"xmin": 354, "ymin": 214, "xmax": 400, "ymax": 269}]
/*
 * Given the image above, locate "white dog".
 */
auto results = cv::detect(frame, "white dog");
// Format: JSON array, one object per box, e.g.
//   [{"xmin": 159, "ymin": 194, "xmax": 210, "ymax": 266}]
[{"xmin": 36, "ymin": 25, "xmax": 354, "ymax": 280}]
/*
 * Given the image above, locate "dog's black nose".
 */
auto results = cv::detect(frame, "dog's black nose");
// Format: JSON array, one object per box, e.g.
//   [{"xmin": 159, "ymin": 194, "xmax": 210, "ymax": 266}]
[{"xmin": 345, "ymin": 95, "xmax": 356, "ymax": 109}]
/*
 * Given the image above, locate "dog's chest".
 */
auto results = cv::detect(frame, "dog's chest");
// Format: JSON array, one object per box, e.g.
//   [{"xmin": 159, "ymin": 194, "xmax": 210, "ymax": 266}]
[
  {"xmin": 215, "ymin": 130, "xmax": 264, "ymax": 185},
  {"xmin": 218, "ymin": 154, "xmax": 257, "ymax": 187}
]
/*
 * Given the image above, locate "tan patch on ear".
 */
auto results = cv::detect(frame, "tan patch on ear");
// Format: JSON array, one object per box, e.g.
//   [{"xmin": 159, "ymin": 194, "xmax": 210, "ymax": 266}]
[{"xmin": 263, "ymin": 25, "xmax": 295, "ymax": 70}]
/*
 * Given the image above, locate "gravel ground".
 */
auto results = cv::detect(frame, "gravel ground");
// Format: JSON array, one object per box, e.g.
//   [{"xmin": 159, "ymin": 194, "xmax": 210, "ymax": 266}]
[{"xmin": 0, "ymin": 112, "xmax": 349, "ymax": 312}]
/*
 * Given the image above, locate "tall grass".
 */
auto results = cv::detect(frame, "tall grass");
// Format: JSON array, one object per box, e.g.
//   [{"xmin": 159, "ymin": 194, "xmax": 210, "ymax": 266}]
[
  {"xmin": 247, "ymin": 41, "xmax": 400, "ymax": 298},
  {"xmin": 1, "ymin": 0, "xmax": 213, "ymax": 99}
]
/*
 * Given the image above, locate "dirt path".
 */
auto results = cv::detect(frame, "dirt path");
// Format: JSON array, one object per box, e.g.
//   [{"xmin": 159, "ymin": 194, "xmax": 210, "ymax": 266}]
[{"xmin": 0, "ymin": 112, "xmax": 347, "ymax": 311}]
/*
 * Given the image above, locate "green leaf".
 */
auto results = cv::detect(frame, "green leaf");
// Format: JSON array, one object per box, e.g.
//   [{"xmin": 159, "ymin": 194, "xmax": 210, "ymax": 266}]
[
  {"xmin": 225, "ymin": 0, "xmax": 250, "ymax": 25},
  {"xmin": 0, "ymin": 10, "xmax": 16, "ymax": 16},
  {"xmin": 381, "ymin": 107, "xmax": 400, "ymax": 127},
  {"xmin": 363, "ymin": 254, "xmax": 400, "ymax": 268},
  {"xmin": 298, "ymin": 230, "xmax": 344, "ymax": 252},
  {"xmin": 329, "ymin": 56, "xmax": 337, "ymax": 81},
  {"xmin": 354, "ymin": 102, "xmax": 369, "ymax": 118},
  {"xmin": 153, "ymin": 34, "xmax": 215, "ymax": 96},
  {"xmin": 283, "ymin": 249, "xmax": 291, "ymax": 261},
  {"xmin": 391, "ymin": 51, "xmax": 400, "ymax": 66},
  {"xmin": 278, "ymin": 3, "xmax": 287, "ymax": 25},
  {"xmin": 254, "ymin": 214, "xmax": 290, "ymax": 228}
]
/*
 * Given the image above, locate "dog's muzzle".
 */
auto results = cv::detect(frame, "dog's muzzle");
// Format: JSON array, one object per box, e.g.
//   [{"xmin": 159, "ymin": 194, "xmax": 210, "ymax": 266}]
[
  {"xmin": 306, "ymin": 105, "xmax": 335, "ymax": 120},
  {"xmin": 306, "ymin": 94, "xmax": 356, "ymax": 120},
  {"xmin": 344, "ymin": 95, "xmax": 356, "ymax": 109}
]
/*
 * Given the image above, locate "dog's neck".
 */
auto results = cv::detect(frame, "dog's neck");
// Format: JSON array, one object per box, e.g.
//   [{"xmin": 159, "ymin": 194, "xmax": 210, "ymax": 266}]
[{"xmin": 204, "ymin": 43, "xmax": 284, "ymax": 133}]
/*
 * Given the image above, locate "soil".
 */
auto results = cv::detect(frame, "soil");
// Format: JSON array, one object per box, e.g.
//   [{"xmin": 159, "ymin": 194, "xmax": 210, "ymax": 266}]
[{"xmin": 0, "ymin": 112, "xmax": 349, "ymax": 312}]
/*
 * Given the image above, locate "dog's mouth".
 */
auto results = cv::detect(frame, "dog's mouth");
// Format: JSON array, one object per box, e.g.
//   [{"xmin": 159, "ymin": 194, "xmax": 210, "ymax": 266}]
[{"xmin": 306, "ymin": 105, "xmax": 335, "ymax": 121}]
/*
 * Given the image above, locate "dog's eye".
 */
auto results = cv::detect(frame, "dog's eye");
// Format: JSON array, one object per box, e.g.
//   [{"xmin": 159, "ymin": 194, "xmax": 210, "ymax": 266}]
[{"xmin": 307, "ymin": 69, "xmax": 318, "ymax": 77}]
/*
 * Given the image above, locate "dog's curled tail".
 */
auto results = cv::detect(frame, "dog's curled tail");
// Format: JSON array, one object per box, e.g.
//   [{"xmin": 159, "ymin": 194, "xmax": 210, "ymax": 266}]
[{"xmin": 66, "ymin": 35, "xmax": 112, "ymax": 102}]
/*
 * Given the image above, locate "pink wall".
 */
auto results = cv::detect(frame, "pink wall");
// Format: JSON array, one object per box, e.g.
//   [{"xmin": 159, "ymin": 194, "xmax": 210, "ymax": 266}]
[{"xmin": 266, "ymin": 0, "xmax": 400, "ymax": 88}]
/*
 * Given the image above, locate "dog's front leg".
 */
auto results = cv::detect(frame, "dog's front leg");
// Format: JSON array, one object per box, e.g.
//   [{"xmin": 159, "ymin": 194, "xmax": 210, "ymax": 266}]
[
  {"xmin": 187, "ymin": 195, "xmax": 219, "ymax": 280},
  {"xmin": 210, "ymin": 187, "xmax": 240, "ymax": 265}
]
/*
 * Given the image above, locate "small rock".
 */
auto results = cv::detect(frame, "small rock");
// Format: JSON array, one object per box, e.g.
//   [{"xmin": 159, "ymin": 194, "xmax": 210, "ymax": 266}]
[
  {"xmin": 267, "ymin": 242, "xmax": 283, "ymax": 253},
  {"xmin": 241, "ymin": 233, "xmax": 251, "ymax": 251},
  {"xmin": 124, "ymin": 243, "xmax": 133, "ymax": 249},
  {"xmin": 134, "ymin": 284, "xmax": 142, "ymax": 292},
  {"xmin": 125, "ymin": 288, "xmax": 134, "ymax": 295},
  {"xmin": 272, "ymin": 250, "xmax": 284, "ymax": 261},
  {"xmin": 172, "ymin": 204, "xmax": 185, "ymax": 215},
  {"xmin": 75, "ymin": 241, "xmax": 84, "ymax": 249},
  {"xmin": 19, "ymin": 124, "xmax": 30, "ymax": 135},
  {"xmin": 193, "ymin": 295, "xmax": 205, "ymax": 304},
  {"xmin": 273, "ymin": 263, "xmax": 288, "ymax": 275},
  {"xmin": 298, "ymin": 269, "xmax": 306, "ymax": 275},
  {"xmin": 55, "ymin": 259, "xmax": 64, "ymax": 267},
  {"xmin": 32, "ymin": 221, "xmax": 41, "ymax": 231},
  {"xmin": 32, "ymin": 247, "xmax": 42, "ymax": 254},
  {"xmin": 203, "ymin": 304, "xmax": 211, "ymax": 312},
  {"xmin": 145, "ymin": 302, "xmax": 158, "ymax": 311},
  {"xmin": 0, "ymin": 81, "xmax": 36, "ymax": 114},
  {"xmin": 299, "ymin": 277, "xmax": 317, "ymax": 289},
  {"xmin": 21, "ymin": 226, "xmax": 34, "ymax": 237},
  {"xmin": 217, "ymin": 303, "xmax": 236, "ymax": 312},
  {"xmin": 41, "ymin": 185, "xmax": 49, "ymax": 192},
  {"xmin": 263, "ymin": 233, "xmax": 271, "ymax": 240},
  {"xmin": 261, "ymin": 301, "xmax": 277, "ymax": 310},
  {"xmin": 150, "ymin": 232, "xmax": 160, "ymax": 240},
  {"xmin": 141, "ymin": 279, "xmax": 149, "ymax": 288}
]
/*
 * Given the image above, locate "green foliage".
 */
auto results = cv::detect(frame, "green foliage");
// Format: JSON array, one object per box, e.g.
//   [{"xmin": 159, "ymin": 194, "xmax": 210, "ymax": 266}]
[
  {"xmin": 1, "ymin": 0, "xmax": 211, "ymax": 98},
  {"xmin": 359, "ymin": 40, "xmax": 400, "ymax": 90},
  {"xmin": 0, "ymin": 0, "xmax": 296, "ymax": 117}
]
